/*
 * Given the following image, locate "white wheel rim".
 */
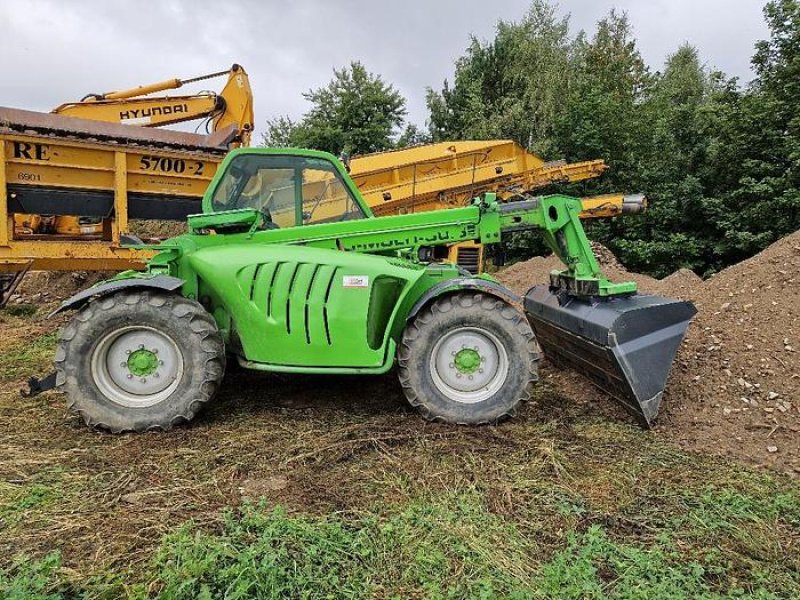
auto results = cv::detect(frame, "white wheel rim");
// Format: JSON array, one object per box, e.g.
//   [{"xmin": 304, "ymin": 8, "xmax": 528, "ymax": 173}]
[
  {"xmin": 429, "ymin": 326, "xmax": 509, "ymax": 404},
  {"xmin": 91, "ymin": 326, "xmax": 184, "ymax": 408}
]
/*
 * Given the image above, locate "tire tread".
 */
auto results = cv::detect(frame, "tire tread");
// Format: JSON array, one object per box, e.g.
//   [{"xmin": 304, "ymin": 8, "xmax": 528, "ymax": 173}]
[
  {"xmin": 397, "ymin": 292, "xmax": 539, "ymax": 425},
  {"xmin": 55, "ymin": 291, "xmax": 225, "ymax": 433}
]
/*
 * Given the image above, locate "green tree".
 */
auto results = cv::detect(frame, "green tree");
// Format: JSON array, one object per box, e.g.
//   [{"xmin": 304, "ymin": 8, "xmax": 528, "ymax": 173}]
[
  {"xmin": 706, "ymin": 0, "xmax": 800, "ymax": 265},
  {"xmin": 605, "ymin": 45, "xmax": 720, "ymax": 276},
  {"xmin": 262, "ymin": 62, "xmax": 407, "ymax": 156},
  {"xmin": 431, "ymin": 0, "xmax": 800, "ymax": 277},
  {"xmin": 426, "ymin": 0, "xmax": 573, "ymax": 154},
  {"xmin": 554, "ymin": 9, "xmax": 652, "ymax": 184},
  {"xmin": 396, "ymin": 123, "xmax": 431, "ymax": 148},
  {"xmin": 261, "ymin": 115, "xmax": 297, "ymax": 148}
]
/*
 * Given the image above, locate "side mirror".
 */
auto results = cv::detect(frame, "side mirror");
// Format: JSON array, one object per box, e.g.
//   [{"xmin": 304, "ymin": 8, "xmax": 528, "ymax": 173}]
[{"xmin": 338, "ymin": 152, "xmax": 351, "ymax": 173}]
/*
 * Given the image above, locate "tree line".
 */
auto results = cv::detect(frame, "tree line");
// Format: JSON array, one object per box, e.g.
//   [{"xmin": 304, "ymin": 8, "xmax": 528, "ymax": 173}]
[{"xmin": 263, "ymin": 0, "xmax": 799, "ymax": 278}]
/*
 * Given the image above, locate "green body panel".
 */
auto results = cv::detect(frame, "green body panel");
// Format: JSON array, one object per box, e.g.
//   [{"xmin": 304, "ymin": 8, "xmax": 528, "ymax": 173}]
[
  {"xmin": 103, "ymin": 147, "xmax": 636, "ymax": 374},
  {"xmin": 187, "ymin": 243, "xmax": 431, "ymax": 369}
]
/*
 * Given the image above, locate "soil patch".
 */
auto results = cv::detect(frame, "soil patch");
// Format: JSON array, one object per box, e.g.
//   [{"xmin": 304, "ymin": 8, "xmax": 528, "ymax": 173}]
[
  {"xmin": 662, "ymin": 230, "xmax": 800, "ymax": 475},
  {"xmin": 496, "ymin": 232, "xmax": 800, "ymax": 476}
]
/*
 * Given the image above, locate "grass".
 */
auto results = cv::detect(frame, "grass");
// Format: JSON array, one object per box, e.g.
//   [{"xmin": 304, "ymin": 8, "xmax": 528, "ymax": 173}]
[
  {"xmin": 1, "ymin": 407, "xmax": 798, "ymax": 598},
  {"xmin": 0, "ymin": 483, "xmax": 58, "ymax": 528},
  {"xmin": 0, "ymin": 552, "xmax": 63, "ymax": 600},
  {"xmin": 0, "ymin": 332, "xmax": 57, "ymax": 380},
  {"xmin": 3, "ymin": 304, "xmax": 38, "ymax": 318},
  {"xmin": 138, "ymin": 495, "xmax": 792, "ymax": 599},
  {"xmin": 2, "ymin": 486, "xmax": 796, "ymax": 599},
  {"xmin": 1, "ymin": 323, "xmax": 798, "ymax": 598}
]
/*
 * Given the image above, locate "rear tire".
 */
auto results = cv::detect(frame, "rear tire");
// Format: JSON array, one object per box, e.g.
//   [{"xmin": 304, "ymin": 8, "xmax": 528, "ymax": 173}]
[
  {"xmin": 398, "ymin": 292, "xmax": 539, "ymax": 424},
  {"xmin": 55, "ymin": 291, "xmax": 225, "ymax": 432}
]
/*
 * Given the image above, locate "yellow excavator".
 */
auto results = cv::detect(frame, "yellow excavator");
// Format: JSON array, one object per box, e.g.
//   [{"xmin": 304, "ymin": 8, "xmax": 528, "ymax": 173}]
[
  {"xmin": 52, "ymin": 64, "xmax": 254, "ymax": 144},
  {"xmin": 14, "ymin": 65, "xmax": 254, "ymax": 237}
]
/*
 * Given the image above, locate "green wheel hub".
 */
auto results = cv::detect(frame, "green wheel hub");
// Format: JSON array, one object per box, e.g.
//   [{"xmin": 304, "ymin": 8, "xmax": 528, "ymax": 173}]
[
  {"xmin": 126, "ymin": 348, "xmax": 159, "ymax": 377},
  {"xmin": 429, "ymin": 326, "xmax": 510, "ymax": 404},
  {"xmin": 453, "ymin": 347, "xmax": 481, "ymax": 374},
  {"xmin": 91, "ymin": 325, "xmax": 184, "ymax": 408}
]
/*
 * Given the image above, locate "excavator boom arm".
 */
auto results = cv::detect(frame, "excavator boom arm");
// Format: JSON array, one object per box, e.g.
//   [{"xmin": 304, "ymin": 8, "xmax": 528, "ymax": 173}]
[
  {"xmin": 53, "ymin": 94, "xmax": 223, "ymax": 128},
  {"xmin": 52, "ymin": 64, "xmax": 253, "ymax": 146}
]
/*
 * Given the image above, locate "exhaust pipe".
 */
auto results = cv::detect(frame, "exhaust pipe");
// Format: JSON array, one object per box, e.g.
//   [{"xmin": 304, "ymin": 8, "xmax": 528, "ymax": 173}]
[{"xmin": 524, "ymin": 285, "xmax": 696, "ymax": 427}]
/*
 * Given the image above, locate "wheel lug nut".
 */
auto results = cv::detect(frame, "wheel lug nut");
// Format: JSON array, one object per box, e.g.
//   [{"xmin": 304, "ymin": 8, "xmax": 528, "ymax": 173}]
[
  {"xmin": 479, "ymin": 369, "xmax": 484, "ymax": 374},
  {"xmin": 159, "ymin": 360, "xmax": 164, "ymax": 366},
  {"xmin": 140, "ymin": 378, "xmax": 147, "ymax": 383},
  {"xmin": 456, "ymin": 373, "xmax": 462, "ymax": 378},
  {"xmin": 468, "ymin": 375, "xmax": 473, "ymax": 380},
  {"xmin": 152, "ymin": 348, "xmax": 158, "ymax": 354},
  {"xmin": 125, "ymin": 350, "xmax": 131, "ymax": 355},
  {"xmin": 139, "ymin": 344, "xmax": 145, "ymax": 349},
  {"xmin": 154, "ymin": 373, "xmax": 160, "ymax": 378},
  {"xmin": 449, "ymin": 363, "xmax": 454, "ymax": 369},
  {"xmin": 120, "ymin": 362, "xmax": 127, "ymax": 368},
  {"xmin": 126, "ymin": 374, "xmax": 133, "ymax": 379}
]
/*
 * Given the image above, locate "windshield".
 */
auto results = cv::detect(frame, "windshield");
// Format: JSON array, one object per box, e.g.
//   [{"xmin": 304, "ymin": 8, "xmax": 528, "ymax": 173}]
[{"xmin": 210, "ymin": 154, "xmax": 366, "ymax": 228}]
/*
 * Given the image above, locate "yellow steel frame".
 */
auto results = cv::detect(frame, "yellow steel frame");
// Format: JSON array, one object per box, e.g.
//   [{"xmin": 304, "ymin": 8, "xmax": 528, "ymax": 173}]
[
  {"xmin": 349, "ymin": 141, "xmax": 607, "ymax": 216},
  {"xmin": 346, "ymin": 141, "xmax": 632, "ymax": 274},
  {"xmin": 0, "ymin": 131, "xmax": 224, "ymax": 273},
  {"xmin": 0, "ymin": 140, "xmax": 8, "ymax": 248}
]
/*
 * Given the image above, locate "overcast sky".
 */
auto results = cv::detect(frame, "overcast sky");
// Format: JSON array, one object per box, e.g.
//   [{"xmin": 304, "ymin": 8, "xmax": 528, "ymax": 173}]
[{"xmin": 0, "ymin": 0, "xmax": 770, "ymax": 139}]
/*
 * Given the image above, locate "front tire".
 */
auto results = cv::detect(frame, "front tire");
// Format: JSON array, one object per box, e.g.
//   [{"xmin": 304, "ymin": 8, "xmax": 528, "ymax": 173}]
[
  {"xmin": 55, "ymin": 291, "xmax": 225, "ymax": 432},
  {"xmin": 398, "ymin": 292, "xmax": 539, "ymax": 424}
]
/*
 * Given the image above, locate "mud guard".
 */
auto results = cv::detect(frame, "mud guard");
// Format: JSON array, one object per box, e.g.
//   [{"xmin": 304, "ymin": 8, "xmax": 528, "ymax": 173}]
[
  {"xmin": 49, "ymin": 275, "xmax": 184, "ymax": 317},
  {"xmin": 406, "ymin": 277, "xmax": 521, "ymax": 321},
  {"xmin": 524, "ymin": 284, "xmax": 696, "ymax": 428}
]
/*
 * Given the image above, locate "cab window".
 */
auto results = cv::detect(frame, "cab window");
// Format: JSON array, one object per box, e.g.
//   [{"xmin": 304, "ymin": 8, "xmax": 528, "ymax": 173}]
[
  {"xmin": 210, "ymin": 154, "xmax": 366, "ymax": 228},
  {"xmin": 302, "ymin": 159, "xmax": 365, "ymax": 225}
]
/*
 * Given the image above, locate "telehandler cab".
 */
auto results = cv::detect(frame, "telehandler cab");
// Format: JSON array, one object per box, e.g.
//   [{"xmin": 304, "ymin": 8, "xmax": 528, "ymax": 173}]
[{"xmin": 51, "ymin": 148, "xmax": 696, "ymax": 432}]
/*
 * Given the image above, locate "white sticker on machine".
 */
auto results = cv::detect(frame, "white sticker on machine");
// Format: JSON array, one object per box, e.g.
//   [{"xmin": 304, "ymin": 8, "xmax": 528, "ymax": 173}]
[{"xmin": 342, "ymin": 275, "xmax": 369, "ymax": 288}]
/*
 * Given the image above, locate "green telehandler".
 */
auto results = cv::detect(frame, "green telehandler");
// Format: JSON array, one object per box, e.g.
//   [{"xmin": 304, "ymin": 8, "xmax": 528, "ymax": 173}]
[{"xmin": 49, "ymin": 148, "xmax": 696, "ymax": 432}]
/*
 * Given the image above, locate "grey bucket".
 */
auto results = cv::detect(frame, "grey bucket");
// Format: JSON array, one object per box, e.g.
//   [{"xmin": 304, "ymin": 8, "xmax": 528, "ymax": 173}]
[{"xmin": 523, "ymin": 285, "xmax": 697, "ymax": 427}]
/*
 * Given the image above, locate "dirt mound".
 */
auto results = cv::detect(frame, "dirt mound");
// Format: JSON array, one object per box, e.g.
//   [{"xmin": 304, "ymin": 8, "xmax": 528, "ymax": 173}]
[
  {"xmin": 657, "ymin": 268, "xmax": 703, "ymax": 299},
  {"xmin": 129, "ymin": 219, "xmax": 187, "ymax": 240},
  {"xmin": 496, "ymin": 232, "xmax": 800, "ymax": 476},
  {"xmin": 590, "ymin": 241, "xmax": 623, "ymax": 270},
  {"xmin": 664, "ymin": 230, "xmax": 800, "ymax": 473},
  {"xmin": 495, "ymin": 255, "xmax": 563, "ymax": 296},
  {"xmin": 9, "ymin": 271, "xmax": 110, "ymax": 306}
]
